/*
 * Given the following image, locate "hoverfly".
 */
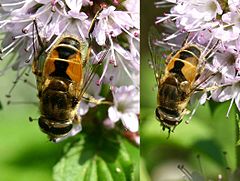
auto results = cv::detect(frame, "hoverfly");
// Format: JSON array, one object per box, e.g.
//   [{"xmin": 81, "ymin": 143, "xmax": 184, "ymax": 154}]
[
  {"xmin": 148, "ymin": 26, "xmax": 219, "ymax": 133},
  {"xmin": 31, "ymin": 9, "xmax": 107, "ymax": 142}
]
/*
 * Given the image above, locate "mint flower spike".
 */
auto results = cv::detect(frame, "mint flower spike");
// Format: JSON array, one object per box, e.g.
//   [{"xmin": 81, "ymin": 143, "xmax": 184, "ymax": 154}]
[{"xmin": 155, "ymin": 0, "xmax": 240, "ymax": 116}]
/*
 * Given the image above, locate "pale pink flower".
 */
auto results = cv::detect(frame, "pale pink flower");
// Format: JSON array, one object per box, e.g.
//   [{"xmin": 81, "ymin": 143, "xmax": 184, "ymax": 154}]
[{"xmin": 108, "ymin": 86, "xmax": 139, "ymax": 132}]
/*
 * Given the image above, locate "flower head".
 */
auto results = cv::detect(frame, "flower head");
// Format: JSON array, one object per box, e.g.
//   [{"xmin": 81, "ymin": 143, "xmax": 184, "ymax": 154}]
[{"xmin": 155, "ymin": 0, "xmax": 240, "ymax": 115}]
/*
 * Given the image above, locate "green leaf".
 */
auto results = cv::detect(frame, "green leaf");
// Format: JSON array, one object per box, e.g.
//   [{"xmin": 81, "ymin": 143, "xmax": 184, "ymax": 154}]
[
  {"xmin": 236, "ymin": 113, "xmax": 240, "ymax": 146},
  {"xmin": 53, "ymin": 131, "xmax": 137, "ymax": 181}
]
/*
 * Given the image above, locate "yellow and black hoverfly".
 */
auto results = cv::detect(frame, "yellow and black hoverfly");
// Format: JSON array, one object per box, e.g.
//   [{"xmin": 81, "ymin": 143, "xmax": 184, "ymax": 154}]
[
  {"xmin": 148, "ymin": 27, "xmax": 219, "ymax": 133},
  {"xmin": 31, "ymin": 9, "xmax": 106, "ymax": 142}
]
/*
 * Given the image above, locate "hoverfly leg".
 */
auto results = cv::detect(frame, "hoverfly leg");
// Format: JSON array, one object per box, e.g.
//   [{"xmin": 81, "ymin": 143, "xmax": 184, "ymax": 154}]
[
  {"xmin": 32, "ymin": 18, "xmax": 44, "ymax": 77},
  {"xmin": 195, "ymin": 84, "xmax": 224, "ymax": 92},
  {"xmin": 205, "ymin": 40, "xmax": 220, "ymax": 60},
  {"xmin": 82, "ymin": 93, "xmax": 112, "ymax": 105},
  {"xmin": 33, "ymin": 18, "xmax": 44, "ymax": 49},
  {"xmin": 88, "ymin": 7, "xmax": 104, "ymax": 40},
  {"xmin": 167, "ymin": 128, "xmax": 171, "ymax": 139},
  {"xmin": 73, "ymin": 114, "xmax": 81, "ymax": 124}
]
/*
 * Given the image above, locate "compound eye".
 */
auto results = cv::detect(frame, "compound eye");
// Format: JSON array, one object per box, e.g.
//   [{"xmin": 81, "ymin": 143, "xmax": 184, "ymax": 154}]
[{"xmin": 155, "ymin": 107, "xmax": 161, "ymax": 121}]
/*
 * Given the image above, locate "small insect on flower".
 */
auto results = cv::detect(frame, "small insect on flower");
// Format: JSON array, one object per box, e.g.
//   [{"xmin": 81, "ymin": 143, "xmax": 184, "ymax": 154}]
[
  {"xmin": 148, "ymin": 27, "xmax": 219, "ymax": 134},
  {"xmin": 31, "ymin": 9, "xmax": 107, "ymax": 142}
]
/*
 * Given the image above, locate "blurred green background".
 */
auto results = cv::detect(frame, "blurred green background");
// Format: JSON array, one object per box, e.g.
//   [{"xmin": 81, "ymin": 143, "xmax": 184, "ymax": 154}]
[{"xmin": 141, "ymin": 0, "xmax": 239, "ymax": 180}]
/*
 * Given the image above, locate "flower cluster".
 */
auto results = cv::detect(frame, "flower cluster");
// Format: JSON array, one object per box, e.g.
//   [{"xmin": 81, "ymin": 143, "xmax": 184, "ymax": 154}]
[
  {"xmin": 155, "ymin": 0, "xmax": 240, "ymax": 115},
  {"xmin": 0, "ymin": 0, "xmax": 139, "ymax": 140}
]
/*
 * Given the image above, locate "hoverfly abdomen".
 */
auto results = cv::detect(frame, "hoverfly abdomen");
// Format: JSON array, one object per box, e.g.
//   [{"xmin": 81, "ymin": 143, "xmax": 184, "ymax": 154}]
[
  {"xmin": 159, "ymin": 77, "xmax": 182, "ymax": 106},
  {"xmin": 157, "ymin": 76, "xmax": 185, "ymax": 127}
]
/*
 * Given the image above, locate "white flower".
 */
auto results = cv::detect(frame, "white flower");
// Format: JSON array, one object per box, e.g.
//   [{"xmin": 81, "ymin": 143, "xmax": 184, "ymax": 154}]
[
  {"xmin": 123, "ymin": 0, "xmax": 140, "ymax": 29},
  {"xmin": 98, "ymin": 43, "xmax": 139, "ymax": 87},
  {"xmin": 213, "ymin": 12, "xmax": 240, "ymax": 42},
  {"xmin": 157, "ymin": 0, "xmax": 222, "ymax": 31},
  {"xmin": 228, "ymin": 0, "xmax": 240, "ymax": 12},
  {"xmin": 108, "ymin": 86, "xmax": 139, "ymax": 132},
  {"xmin": 92, "ymin": 5, "xmax": 135, "ymax": 46}
]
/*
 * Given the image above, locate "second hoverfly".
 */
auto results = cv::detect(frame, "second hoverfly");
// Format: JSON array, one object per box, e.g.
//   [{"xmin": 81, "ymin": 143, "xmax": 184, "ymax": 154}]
[
  {"xmin": 149, "ymin": 27, "xmax": 218, "ymax": 133},
  {"xmin": 31, "ymin": 10, "xmax": 105, "ymax": 142}
]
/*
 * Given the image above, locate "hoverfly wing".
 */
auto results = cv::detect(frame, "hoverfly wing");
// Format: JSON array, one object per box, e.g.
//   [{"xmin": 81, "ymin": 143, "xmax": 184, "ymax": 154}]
[
  {"xmin": 79, "ymin": 48, "xmax": 108, "ymax": 99},
  {"xmin": 148, "ymin": 26, "xmax": 166, "ymax": 87}
]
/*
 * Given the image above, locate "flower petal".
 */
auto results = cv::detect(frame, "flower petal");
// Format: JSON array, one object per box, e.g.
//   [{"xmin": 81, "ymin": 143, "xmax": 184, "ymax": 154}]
[
  {"xmin": 121, "ymin": 113, "xmax": 139, "ymax": 132},
  {"xmin": 108, "ymin": 106, "xmax": 120, "ymax": 122},
  {"xmin": 78, "ymin": 102, "xmax": 89, "ymax": 116},
  {"xmin": 65, "ymin": 0, "xmax": 82, "ymax": 13}
]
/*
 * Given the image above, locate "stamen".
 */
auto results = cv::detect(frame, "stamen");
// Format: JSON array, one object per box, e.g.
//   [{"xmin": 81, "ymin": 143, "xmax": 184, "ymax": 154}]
[
  {"xmin": 163, "ymin": 30, "xmax": 182, "ymax": 41},
  {"xmin": 24, "ymin": 50, "xmax": 34, "ymax": 63},
  {"xmin": 98, "ymin": 55, "xmax": 110, "ymax": 84},
  {"xmin": 156, "ymin": 14, "xmax": 179, "ymax": 24},
  {"xmin": 0, "ymin": 21, "xmax": 9, "ymax": 29},
  {"xmin": 77, "ymin": 23, "xmax": 86, "ymax": 41},
  {"xmin": 108, "ymin": 35, "xmax": 117, "ymax": 66},
  {"xmin": 2, "ymin": 39, "xmax": 23, "ymax": 59},
  {"xmin": 1, "ymin": 39, "xmax": 18, "ymax": 53},
  {"xmin": 187, "ymin": 31, "xmax": 200, "ymax": 44},
  {"xmin": 111, "ymin": 16, "xmax": 140, "ymax": 42},
  {"xmin": 202, "ymin": 36, "xmax": 214, "ymax": 56},
  {"xmin": 226, "ymin": 91, "xmax": 236, "ymax": 118},
  {"xmin": 155, "ymin": 40, "xmax": 181, "ymax": 49},
  {"xmin": 14, "ymin": 32, "xmax": 33, "ymax": 39},
  {"xmin": 22, "ymin": 22, "xmax": 34, "ymax": 34}
]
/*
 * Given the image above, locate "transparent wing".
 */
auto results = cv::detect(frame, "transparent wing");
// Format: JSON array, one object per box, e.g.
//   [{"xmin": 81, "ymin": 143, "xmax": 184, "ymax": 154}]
[
  {"xmin": 79, "ymin": 49, "xmax": 108, "ymax": 99},
  {"xmin": 148, "ymin": 26, "xmax": 167, "ymax": 86}
]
